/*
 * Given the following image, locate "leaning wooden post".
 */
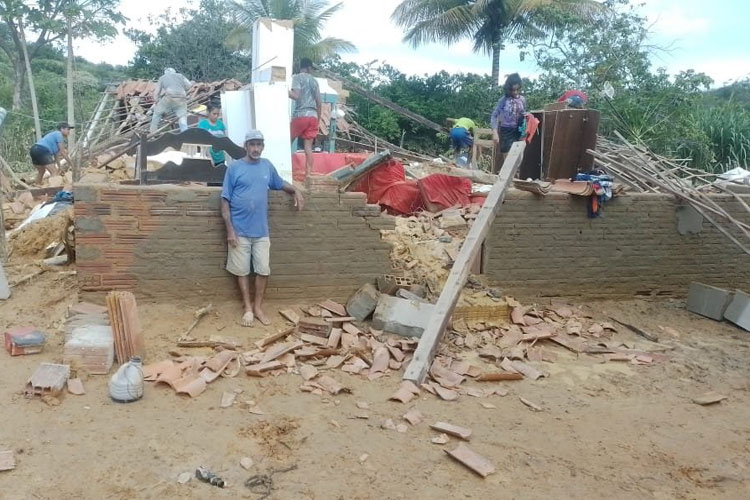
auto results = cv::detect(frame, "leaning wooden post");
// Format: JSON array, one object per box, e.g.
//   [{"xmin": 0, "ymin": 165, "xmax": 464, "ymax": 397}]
[{"xmin": 403, "ymin": 141, "xmax": 526, "ymax": 384}]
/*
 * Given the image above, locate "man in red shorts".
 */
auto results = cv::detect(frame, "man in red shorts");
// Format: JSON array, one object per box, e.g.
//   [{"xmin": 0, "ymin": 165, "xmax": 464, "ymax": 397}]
[{"xmin": 289, "ymin": 58, "xmax": 321, "ymax": 179}]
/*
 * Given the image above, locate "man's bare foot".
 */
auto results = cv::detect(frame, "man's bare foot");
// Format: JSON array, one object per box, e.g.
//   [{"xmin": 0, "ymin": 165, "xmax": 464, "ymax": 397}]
[
  {"xmin": 254, "ymin": 307, "xmax": 271, "ymax": 326},
  {"xmin": 241, "ymin": 311, "xmax": 254, "ymax": 327}
]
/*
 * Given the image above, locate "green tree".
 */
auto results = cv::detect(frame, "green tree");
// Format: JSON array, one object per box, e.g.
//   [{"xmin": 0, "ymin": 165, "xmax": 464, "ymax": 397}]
[
  {"xmin": 525, "ymin": 0, "xmax": 717, "ymax": 167},
  {"xmin": 128, "ymin": 0, "xmax": 248, "ymax": 81},
  {"xmin": 0, "ymin": 0, "xmax": 124, "ymax": 112},
  {"xmin": 227, "ymin": 0, "xmax": 355, "ymax": 63},
  {"xmin": 391, "ymin": 0, "xmax": 602, "ymax": 87}
]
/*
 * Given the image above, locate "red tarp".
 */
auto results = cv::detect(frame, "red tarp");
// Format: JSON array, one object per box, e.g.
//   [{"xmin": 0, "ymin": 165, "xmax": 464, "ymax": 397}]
[
  {"xmin": 292, "ymin": 152, "xmax": 370, "ymax": 182},
  {"xmin": 417, "ymin": 174, "xmax": 472, "ymax": 212},
  {"xmin": 352, "ymin": 160, "xmax": 424, "ymax": 214}
]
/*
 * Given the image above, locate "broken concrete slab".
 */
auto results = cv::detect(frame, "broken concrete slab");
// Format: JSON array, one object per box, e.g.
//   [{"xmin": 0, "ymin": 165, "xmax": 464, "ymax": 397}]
[
  {"xmin": 723, "ymin": 290, "xmax": 750, "ymax": 332},
  {"xmin": 372, "ymin": 295, "xmax": 435, "ymax": 338},
  {"xmin": 346, "ymin": 283, "xmax": 380, "ymax": 321},
  {"xmin": 686, "ymin": 282, "xmax": 733, "ymax": 321}
]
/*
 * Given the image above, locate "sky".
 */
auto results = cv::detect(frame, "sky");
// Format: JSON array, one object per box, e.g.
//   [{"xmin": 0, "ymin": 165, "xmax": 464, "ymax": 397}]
[{"xmin": 76, "ymin": 0, "xmax": 750, "ymax": 87}]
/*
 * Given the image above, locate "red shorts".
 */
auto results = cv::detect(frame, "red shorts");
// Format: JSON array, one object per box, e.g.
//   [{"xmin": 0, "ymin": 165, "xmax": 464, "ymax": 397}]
[{"xmin": 291, "ymin": 116, "xmax": 318, "ymax": 140}]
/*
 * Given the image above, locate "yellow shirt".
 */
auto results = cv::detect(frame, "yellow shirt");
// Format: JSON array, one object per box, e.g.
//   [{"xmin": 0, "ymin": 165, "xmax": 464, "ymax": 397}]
[{"xmin": 453, "ymin": 117, "xmax": 476, "ymax": 132}]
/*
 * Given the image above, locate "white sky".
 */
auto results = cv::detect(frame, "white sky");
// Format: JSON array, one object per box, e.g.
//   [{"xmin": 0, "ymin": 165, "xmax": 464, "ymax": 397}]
[{"xmin": 76, "ymin": 0, "xmax": 750, "ymax": 86}]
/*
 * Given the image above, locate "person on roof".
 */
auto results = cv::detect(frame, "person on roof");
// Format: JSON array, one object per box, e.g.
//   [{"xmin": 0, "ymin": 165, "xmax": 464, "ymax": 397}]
[
  {"xmin": 450, "ymin": 117, "xmax": 476, "ymax": 165},
  {"xmin": 221, "ymin": 129, "xmax": 304, "ymax": 327},
  {"xmin": 197, "ymin": 102, "xmax": 227, "ymax": 167},
  {"xmin": 288, "ymin": 58, "xmax": 322, "ymax": 181},
  {"xmin": 28, "ymin": 122, "xmax": 74, "ymax": 185},
  {"xmin": 150, "ymin": 67, "xmax": 192, "ymax": 134}
]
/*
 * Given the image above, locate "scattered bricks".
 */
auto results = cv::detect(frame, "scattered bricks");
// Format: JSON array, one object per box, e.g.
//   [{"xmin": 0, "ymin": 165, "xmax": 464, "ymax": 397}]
[
  {"xmin": 346, "ymin": 283, "xmax": 380, "ymax": 321},
  {"xmin": 687, "ymin": 282, "xmax": 733, "ymax": 320},
  {"xmin": 439, "ymin": 214, "xmax": 467, "ymax": 230},
  {"xmin": 352, "ymin": 205, "xmax": 382, "ymax": 217},
  {"xmin": 372, "ymin": 295, "xmax": 435, "ymax": 338},
  {"xmin": 724, "ymin": 290, "xmax": 750, "ymax": 332},
  {"xmin": 298, "ymin": 317, "xmax": 332, "ymax": 338}
]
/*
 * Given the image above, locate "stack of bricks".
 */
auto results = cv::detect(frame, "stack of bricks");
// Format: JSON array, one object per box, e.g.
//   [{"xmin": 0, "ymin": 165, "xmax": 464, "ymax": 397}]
[
  {"xmin": 74, "ymin": 184, "xmax": 395, "ymax": 301},
  {"xmin": 484, "ymin": 190, "xmax": 750, "ymax": 299}
]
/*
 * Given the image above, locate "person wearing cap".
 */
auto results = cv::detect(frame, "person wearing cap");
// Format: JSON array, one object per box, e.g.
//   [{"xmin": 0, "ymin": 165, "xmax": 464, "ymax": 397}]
[
  {"xmin": 221, "ymin": 129, "xmax": 304, "ymax": 327},
  {"xmin": 150, "ymin": 67, "xmax": 192, "ymax": 134},
  {"xmin": 28, "ymin": 122, "xmax": 74, "ymax": 185},
  {"xmin": 289, "ymin": 57, "xmax": 322, "ymax": 180}
]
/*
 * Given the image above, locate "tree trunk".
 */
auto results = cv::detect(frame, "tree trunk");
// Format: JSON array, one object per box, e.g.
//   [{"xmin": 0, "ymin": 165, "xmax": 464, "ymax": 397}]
[
  {"xmin": 18, "ymin": 22, "xmax": 41, "ymax": 140},
  {"xmin": 491, "ymin": 40, "xmax": 501, "ymax": 89},
  {"xmin": 66, "ymin": 15, "xmax": 78, "ymax": 180},
  {"xmin": 11, "ymin": 59, "xmax": 24, "ymax": 111}
]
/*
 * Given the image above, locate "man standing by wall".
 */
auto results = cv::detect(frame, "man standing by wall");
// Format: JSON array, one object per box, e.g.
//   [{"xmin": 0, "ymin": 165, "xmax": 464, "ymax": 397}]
[
  {"xmin": 28, "ymin": 122, "xmax": 74, "ymax": 185},
  {"xmin": 150, "ymin": 68, "xmax": 192, "ymax": 134},
  {"xmin": 289, "ymin": 58, "xmax": 322, "ymax": 180},
  {"xmin": 221, "ymin": 130, "xmax": 304, "ymax": 327}
]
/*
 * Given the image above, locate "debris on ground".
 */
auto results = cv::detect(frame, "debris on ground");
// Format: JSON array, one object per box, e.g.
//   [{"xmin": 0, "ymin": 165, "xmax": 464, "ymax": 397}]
[
  {"xmin": 195, "ymin": 466, "xmax": 225, "ymax": 488},
  {"xmin": 444, "ymin": 443, "xmax": 495, "ymax": 478},
  {"xmin": 0, "ymin": 450, "xmax": 15, "ymax": 472},
  {"xmin": 4, "ymin": 326, "xmax": 45, "ymax": 356},
  {"xmin": 692, "ymin": 392, "xmax": 729, "ymax": 406},
  {"xmin": 25, "ymin": 363, "xmax": 70, "ymax": 399}
]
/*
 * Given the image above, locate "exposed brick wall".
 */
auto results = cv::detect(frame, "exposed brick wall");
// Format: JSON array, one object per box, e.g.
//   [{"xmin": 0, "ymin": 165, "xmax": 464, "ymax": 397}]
[
  {"xmin": 75, "ymin": 184, "xmax": 394, "ymax": 301},
  {"xmin": 485, "ymin": 191, "xmax": 750, "ymax": 298}
]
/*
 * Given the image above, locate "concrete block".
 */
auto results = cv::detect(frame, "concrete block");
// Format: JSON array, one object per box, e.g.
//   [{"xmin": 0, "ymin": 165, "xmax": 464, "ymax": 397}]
[
  {"xmin": 346, "ymin": 283, "xmax": 380, "ymax": 321},
  {"xmin": 372, "ymin": 295, "xmax": 435, "ymax": 338},
  {"xmin": 686, "ymin": 282, "xmax": 733, "ymax": 320},
  {"xmin": 724, "ymin": 290, "xmax": 750, "ymax": 332}
]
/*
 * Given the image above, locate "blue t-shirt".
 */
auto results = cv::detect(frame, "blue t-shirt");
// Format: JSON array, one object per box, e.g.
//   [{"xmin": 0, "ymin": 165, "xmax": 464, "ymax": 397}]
[
  {"xmin": 36, "ymin": 130, "xmax": 63, "ymax": 155},
  {"xmin": 221, "ymin": 158, "xmax": 285, "ymax": 238}
]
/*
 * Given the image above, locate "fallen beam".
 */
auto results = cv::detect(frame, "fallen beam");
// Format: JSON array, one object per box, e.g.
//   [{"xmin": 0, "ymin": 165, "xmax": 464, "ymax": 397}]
[
  {"xmin": 315, "ymin": 66, "xmax": 449, "ymax": 135},
  {"xmin": 403, "ymin": 141, "xmax": 525, "ymax": 384},
  {"xmin": 334, "ymin": 150, "xmax": 392, "ymax": 187},
  {"xmin": 406, "ymin": 163, "xmax": 498, "ymax": 185}
]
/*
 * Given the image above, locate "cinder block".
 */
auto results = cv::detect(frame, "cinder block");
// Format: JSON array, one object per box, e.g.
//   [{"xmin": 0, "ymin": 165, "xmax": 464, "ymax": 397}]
[
  {"xmin": 346, "ymin": 282, "xmax": 380, "ymax": 321},
  {"xmin": 724, "ymin": 290, "xmax": 750, "ymax": 332},
  {"xmin": 686, "ymin": 282, "xmax": 733, "ymax": 320},
  {"xmin": 372, "ymin": 295, "xmax": 434, "ymax": 338}
]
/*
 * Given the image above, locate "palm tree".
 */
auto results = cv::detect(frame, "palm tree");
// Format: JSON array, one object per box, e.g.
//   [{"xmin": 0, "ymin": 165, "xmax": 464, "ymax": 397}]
[
  {"xmin": 392, "ymin": 0, "xmax": 602, "ymax": 87},
  {"xmin": 227, "ymin": 0, "xmax": 356, "ymax": 63}
]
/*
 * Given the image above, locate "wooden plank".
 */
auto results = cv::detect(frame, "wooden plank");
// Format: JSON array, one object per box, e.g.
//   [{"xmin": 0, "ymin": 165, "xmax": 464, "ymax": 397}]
[
  {"xmin": 315, "ymin": 67, "xmax": 449, "ymax": 134},
  {"xmin": 333, "ymin": 150, "xmax": 391, "ymax": 185},
  {"xmin": 403, "ymin": 142, "xmax": 525, "ymax": 384}
]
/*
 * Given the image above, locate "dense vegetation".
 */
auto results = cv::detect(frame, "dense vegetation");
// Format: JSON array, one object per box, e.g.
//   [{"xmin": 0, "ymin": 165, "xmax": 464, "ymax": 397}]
[{"xmin": 0, "ymin": 0, "xmax": 747, "ymax": 174}]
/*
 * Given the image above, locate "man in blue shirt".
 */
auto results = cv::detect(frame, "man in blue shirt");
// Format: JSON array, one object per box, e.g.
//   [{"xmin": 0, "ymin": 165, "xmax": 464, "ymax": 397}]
[
  {"xmin": 28, "ymin": 122, "xmax": 74, "ymax": 185},
  {"xmin": 221, "ymin": 130, "xmax": 304, "ymax": 327}
]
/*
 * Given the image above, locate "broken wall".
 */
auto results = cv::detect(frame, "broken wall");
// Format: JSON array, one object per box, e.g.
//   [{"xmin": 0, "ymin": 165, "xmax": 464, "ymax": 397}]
[
  {"xmin": 74, "ymin": 184, "xmax": 394, "ymax": 301},
  {"xmin": 485, "ymin": 191, "xmax": 750, "ymax": 298}
]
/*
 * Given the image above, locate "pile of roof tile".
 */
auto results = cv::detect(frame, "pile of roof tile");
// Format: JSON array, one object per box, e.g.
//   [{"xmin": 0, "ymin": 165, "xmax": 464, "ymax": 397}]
[{"xmin": 106, "ymin": 291, "xmax": 145, "ymax": 364}]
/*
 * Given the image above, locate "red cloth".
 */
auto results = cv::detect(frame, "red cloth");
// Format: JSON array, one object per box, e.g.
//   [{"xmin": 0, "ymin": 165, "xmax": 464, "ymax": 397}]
[
  {"xmin": 290, "ymin": 116, "xmax": 318, "ymax": 140},
  {"xmin": 558, "ymin": 89, "xmax": 588, "ymax": 103},
  {"xmin": 525, "ymin": 113, "xmax": 540, "ymax": 143},
  {"xmin": 350, "ymin": 159, "xmax": 424, "ymax": 214},
  {"xmin": 291, "ymin": 152, "xmax": 369, "ymax": 182},
  {"xmin": 417, "ymin": 174, "xmax": 473, "ymax": 212},
  {"xmin": 352, "ymin": 160, "xmax": 407, "ymax": 204},
  {"xmin": 379, "ymin": 180, "xmax": 424, "ymax": 215}
]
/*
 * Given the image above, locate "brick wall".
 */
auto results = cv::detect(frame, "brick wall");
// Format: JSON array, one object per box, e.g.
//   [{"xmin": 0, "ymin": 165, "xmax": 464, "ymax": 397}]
[
  {"xmin": 485, "ymin": 191, "xmax": 750, "ymax": 298},
  {"xmin": 75, "ymin": 184, "xmax": 395, "ymax": 301}
]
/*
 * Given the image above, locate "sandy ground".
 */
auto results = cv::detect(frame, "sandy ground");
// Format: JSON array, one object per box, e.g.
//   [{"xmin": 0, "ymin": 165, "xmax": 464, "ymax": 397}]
[{"xmin": 1, "ymin": 268, "xmax": 749, "ymax": 500}]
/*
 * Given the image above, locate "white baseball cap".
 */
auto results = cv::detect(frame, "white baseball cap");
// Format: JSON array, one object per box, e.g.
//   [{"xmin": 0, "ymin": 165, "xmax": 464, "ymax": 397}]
[{"xmin": 245, "ymin": 130, "xmax": 264, "ymax": 142}]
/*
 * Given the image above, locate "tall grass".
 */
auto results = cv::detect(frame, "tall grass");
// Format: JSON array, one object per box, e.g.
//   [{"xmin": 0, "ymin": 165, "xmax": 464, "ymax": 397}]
[{"xmin": 693, "ymin": 103, "xmax": 750, "ymax": 172}]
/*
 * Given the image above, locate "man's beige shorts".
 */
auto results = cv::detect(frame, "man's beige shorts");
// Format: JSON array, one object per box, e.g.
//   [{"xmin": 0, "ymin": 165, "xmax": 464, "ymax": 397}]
[{"xmin": 226, "ymin": 236, "xmax": 271, "ymax": 276}]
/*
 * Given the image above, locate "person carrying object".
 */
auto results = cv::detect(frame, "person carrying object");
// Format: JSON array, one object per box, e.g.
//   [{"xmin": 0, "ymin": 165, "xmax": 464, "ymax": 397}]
[
  {"xmin": 197, "ymin": 102, "xmax": 227, "ymax": 167},
  {"xmin": 490, "ymin": 73, "xmax": 526, "ymax": 167},
  {"xmin": 450, "ymin": 117, "xmax": 476, "ymax": 164},
  {"xmin": 150, "ymin": 67, "xmax": 192, "ymax": 134},
  {"xmin": 289, "ymin": 58, "xmax": 322, "ymax": 181},
  {"xmin": 28, "ymin": 122, "xmax": 74, "ymax": 185},
  {"xmin": 221, "ymin": 130, "xmax": 304, "ymax": 327}
]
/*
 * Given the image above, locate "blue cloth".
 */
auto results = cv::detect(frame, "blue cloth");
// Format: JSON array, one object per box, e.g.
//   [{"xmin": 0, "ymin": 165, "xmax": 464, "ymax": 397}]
[
  {"xmin": 36, "ymin": 130, "xmax": 63, "ymax": 155},
  {"xmin": 450, "ymin": 127, "xmax": 473, "ymax": 149},
  {"xmin": 221, "ymin": 158, "xmax": 285, "ymax": 238},
  {"xmin": 574, "ymin": 171, "xmax": 615, "ymax": 218}
]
